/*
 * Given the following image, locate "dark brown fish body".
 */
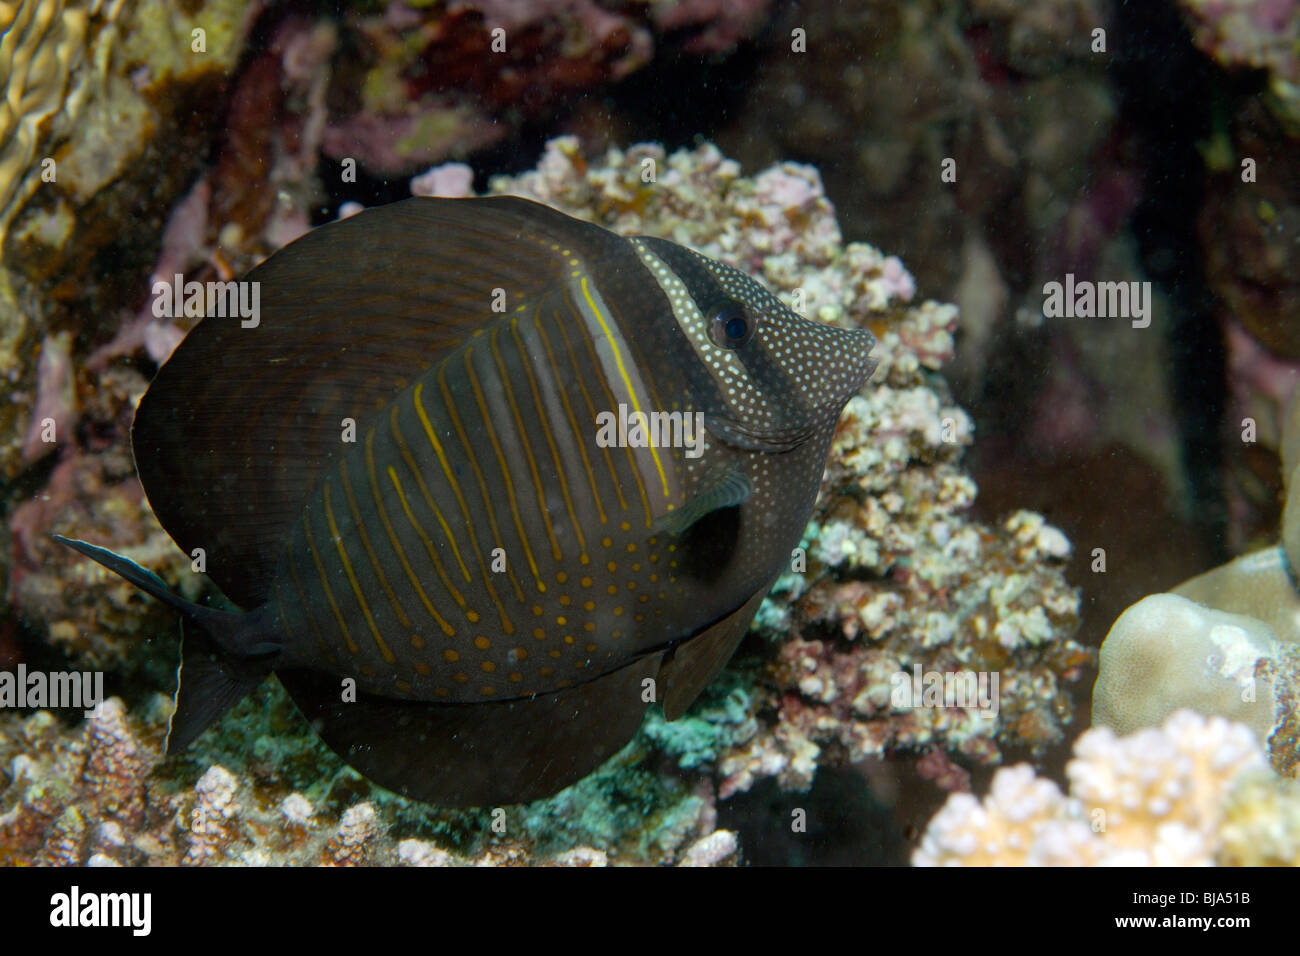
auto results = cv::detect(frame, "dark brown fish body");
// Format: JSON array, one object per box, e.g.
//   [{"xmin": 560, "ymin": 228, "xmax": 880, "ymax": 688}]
[{"xmin": 60, "ymin": 197, "xmax": 876, "ymax": 806}]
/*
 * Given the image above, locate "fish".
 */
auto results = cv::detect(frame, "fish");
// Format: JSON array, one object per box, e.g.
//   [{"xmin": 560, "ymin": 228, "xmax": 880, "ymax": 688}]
[{"xmin": 55, "ymin": 196, "xmax": 877, "ymax": 807}]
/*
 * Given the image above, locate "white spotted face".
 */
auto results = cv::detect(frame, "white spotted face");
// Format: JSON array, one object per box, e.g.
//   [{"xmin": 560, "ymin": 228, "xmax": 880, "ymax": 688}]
[{"xmin": 630, "ymin": 238, "xmax": 876, "ymax": 450}]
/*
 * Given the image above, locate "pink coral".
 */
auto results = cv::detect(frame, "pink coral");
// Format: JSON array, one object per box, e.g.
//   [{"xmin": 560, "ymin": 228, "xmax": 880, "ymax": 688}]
[{"xmin": 410, "ymin": 162, "xmax": 476, "ymax": 197}]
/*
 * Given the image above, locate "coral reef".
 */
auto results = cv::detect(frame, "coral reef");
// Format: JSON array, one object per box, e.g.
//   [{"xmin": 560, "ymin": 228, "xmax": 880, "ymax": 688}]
[
  {"xmin": 915, "ymin": 710, "xmax": 1300, "ymax": 865},
  {"xmin": 1094, "ymin": 384, "xmax": 1300, "ymax": 776},
  {"xmin": 322, "ymin": 0, "xmax": 772, "ymax": 177},
  {"xmin": 3, "ymin": 138, "xmax": 1088, "ymax": 865},
  {"xmin": 0, "ymin": 0, "xmax": 258, "ymax": 481},
  {"xmin": 1179, "ymin": 0, "xmax": 1300, "ymax": 131},
  {"xmin": 2, "ymin": 0, "xmax": 259, "ymax": 283},
  {"xmin": 0, "ymin": 690, "xmax": 739, "ymax": 866}
]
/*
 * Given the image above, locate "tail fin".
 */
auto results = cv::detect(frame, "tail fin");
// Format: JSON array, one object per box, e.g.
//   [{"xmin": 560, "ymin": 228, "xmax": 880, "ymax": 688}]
[{"xmin": 51, "ymin": 534, "xmax": 277, "ymax": 753}]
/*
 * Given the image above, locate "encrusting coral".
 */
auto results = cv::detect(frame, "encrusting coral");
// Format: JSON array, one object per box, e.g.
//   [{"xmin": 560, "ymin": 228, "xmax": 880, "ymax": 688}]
[
  {"xmin": 3, "ymin": 138, "xmax": 1090, "ymax": 865},
  {"xmin": 1094, "ymin": 385, "xmax": 1300, "ymax": 776},
  {"xmin": 915, "ymin": 709, "xmax": 1300, "ymax": 866}
]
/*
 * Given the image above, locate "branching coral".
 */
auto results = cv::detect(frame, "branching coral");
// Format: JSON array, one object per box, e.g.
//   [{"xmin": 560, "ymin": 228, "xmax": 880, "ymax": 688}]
[
  {"xmin": 915, "ymin": 710, "xmax": 1298, "ymax": 866},
  {"xmin": 0, "ymin": 692, "xmax": 742, "ymax": 866}
]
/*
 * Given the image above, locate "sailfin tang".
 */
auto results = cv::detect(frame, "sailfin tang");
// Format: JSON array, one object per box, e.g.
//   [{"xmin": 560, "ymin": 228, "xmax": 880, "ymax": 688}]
[
  {"xmin": 278, "ymin": 654, "xmax": 661, "ymax": 807},
  {"xmin": 133, "ymin": 196, "xmax": 633, "ymax": 608},
  {"xmin": 660, "ymin": 586, "xmax": 770, "ymax": 720}
]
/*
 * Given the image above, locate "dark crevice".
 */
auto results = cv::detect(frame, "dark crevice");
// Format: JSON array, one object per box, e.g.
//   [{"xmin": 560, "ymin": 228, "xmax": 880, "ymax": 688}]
[{"xmin": 1109, "ymin": 0, "xmax": 1228, "ymax": 563}]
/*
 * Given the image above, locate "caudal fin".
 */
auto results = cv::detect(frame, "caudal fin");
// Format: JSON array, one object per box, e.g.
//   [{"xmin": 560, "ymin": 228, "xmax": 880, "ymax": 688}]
[{"xmin": 51, "ymin": 534, "xmax": 277, "ymax": 752}]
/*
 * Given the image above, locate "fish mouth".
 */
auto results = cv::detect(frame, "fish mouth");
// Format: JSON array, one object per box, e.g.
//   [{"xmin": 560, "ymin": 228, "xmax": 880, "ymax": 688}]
[{"xmin": 843, "ymin": 328, "xmax": 879, "ymax": 392}]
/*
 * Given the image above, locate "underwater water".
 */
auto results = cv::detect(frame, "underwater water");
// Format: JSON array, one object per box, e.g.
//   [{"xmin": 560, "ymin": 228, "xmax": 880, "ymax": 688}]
[{"xmin": 0, "ymin": 0, "xmax": 1297, "ymax": 881}]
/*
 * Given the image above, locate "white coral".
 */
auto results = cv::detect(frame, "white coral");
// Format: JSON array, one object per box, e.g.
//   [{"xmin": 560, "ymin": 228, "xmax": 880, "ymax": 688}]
[{"xmin": 915, "ymin": 711, "xmax": 1267, "ymax": 866}]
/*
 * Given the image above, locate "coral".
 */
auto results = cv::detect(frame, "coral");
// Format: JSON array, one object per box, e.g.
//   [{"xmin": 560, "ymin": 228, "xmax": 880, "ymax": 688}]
[
  {"xmin": 4, "ymin": 0, "xmax": 257, "ymax": 279},
  {"xmin": 677, "ymin": 828, "xmax": 739, "ymax": 866},
  {"xmin": 9, "ymin": 437, "xmax": 193, "ymax": 678},
  {"xmin": 184, "ymin": 765, "xmax": 241, "ymax": 865},
  {"xmin": 319, "ymin": 0, "xmax": 767, "ymax": 176},
  {"xmin": 1179, "ymin": 0, "xmax": 1300, "ymax": 130},
  {"xmin": 327, "ymin": 802, "xmax": 382, "ymax": 866},
  {"xmin": 1094, "ymin": 386, "xmax": 1300, "ymax": 776},
  {"xmin": 0, "ymin": 690, "xmax": 738, "ymax": 866},
  {"xmin": 410, "ymin": 162, "xmax": 476, "ymax": 198},
  {"xmin": 915, "ymin": 710, "xmax": 1297, "ymax": 866},
  {"xmin": 712, "ymin": 495, "xmax": 1085, "ymax": 799},
  {"xmin": 1094, "ymin": 592, "xmax": 1291, "ymax": 748},
  {"xmin": 1217, "ymin": 770, "xmax": 1300, "ymax": 865},
  {"xmin": 0, "ymin": 0, "xmax": 97, "ymax": 245},
  {"xmin": 0, "ymin": 698, "xmax": 158, "ymax": 867},
  {"xmin": 0, "ymin": 0, "xmax": 258, "ymax": 482},
  {"xmin": 640, "ymin": 668, "xmax": 759, "ymax": 771},
  {"xmin": 4, "ymin": 138, "xmax": 1088, "ymax": 865},
  {"xmin": 0, "ymin": 0, "xmax": 99, "ymax": 481}
]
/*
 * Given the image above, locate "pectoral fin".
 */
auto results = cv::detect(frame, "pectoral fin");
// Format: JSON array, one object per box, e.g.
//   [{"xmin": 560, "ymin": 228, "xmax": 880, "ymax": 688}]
[{"xmin": 654, "ymin": 466, "xmax": 750, "ymax": 537}]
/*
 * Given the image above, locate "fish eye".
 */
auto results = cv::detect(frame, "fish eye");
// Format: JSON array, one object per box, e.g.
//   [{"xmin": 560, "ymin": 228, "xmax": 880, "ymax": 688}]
[{"xmin": 708, "ymin": 301, "xmax": 755, "ymax": 349}]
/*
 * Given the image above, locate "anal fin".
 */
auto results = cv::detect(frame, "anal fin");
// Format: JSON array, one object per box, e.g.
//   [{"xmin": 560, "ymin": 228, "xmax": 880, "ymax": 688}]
[
  {"xmin": 167, "ymin": 621, "xmax": 271, "ymax": 753},
  {"xmin": 660, "ymin": 585, "xmax": 770, "ymax": 720},
  {"xmin": 278, "ymin": 654, "xmax": 662, "ymax": 807}
]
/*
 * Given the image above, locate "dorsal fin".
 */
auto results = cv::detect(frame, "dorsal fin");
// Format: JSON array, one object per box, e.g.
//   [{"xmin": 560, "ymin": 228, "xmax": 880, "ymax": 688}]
[{"xmin": 133, "ymin": 197, "xmax": 632, "ymax": 607}]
